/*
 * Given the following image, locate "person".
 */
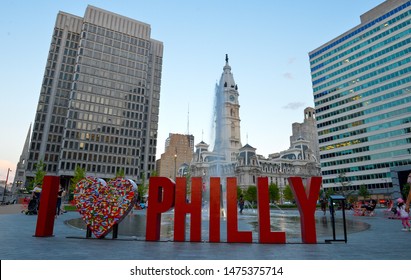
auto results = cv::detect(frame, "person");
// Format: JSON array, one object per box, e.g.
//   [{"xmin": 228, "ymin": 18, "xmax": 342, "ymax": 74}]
[
  {"xmin": 31, "ymin": 184, "xmax": 42, "ymax": 213},
  {"xmin": 56, "ymin": 186, "xmax": 66, "ymax": 216},
  {"xmin": 405, "ymin": 172, "xmax": 411, "ymax": 213},
  {"xmin": 238, "ymin": 196, "xmax": 245, "ymax": 214},
  {"xmin": 396, "ymin": 198, "xmax": 410, "ymax": 231},
  {"xmin": 32, "ymin": 184, "xmax": 42, "ymax": 199},
  {"xmin": 320, "ymin": 198, "xmax": 327, "ymax": 215},
  {"xmin": 361, "ymin": 199, "xmax": 376, "ymax": 216}
]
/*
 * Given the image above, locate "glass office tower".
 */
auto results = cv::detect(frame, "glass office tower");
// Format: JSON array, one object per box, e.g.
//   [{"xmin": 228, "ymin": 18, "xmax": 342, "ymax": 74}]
[
  {"xmin": 27, "ymin": 6, "xmax": 163, "ymax": 184},
  {"xmin": 309, "ymin": 0, "xmax": 411, "ymax": 199}
]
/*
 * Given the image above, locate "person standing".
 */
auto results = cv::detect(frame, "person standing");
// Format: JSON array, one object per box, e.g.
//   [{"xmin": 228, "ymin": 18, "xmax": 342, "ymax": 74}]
[
  {"xmin": 320, "ymin": 198, "xmax": 327, "ymax": 215},
  {"xmin": 56, "ymin": 186, "xmax": 66, "ymax": 216},
  {"xmin": 238, "ymin": 195, "xmax": 245, "ymax": 214},
  {"xmin": 396, "ymin": 198, "xmax": 411, "ymax": 231},
  {"xmin": 405, "ymin": 172, "xmax": 411, "ymax": 213}
]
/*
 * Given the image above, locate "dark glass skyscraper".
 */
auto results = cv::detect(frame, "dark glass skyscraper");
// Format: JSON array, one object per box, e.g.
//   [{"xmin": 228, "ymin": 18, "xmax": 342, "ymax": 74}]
[{"xmin": 27, "ymin": 6, "xmax": 163, "ymax": 184}]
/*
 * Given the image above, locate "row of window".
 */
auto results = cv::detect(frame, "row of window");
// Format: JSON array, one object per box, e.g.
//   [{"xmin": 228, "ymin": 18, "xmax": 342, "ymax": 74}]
[
  {"xmin": 311, "ymin": 14, "xmax": 411, "ymax": 70},
  {"xmin": 312, "ymin": 38, "xmax": 410, "ymax": 87},
  {"xmin": 82, "ymin": 47, "xmax": 147, "ymax": 70},
  {"xmin": 317, "ymin": 86, "xmax": 409, "ymax": 121},
  {"xmin": 322, "ymin": 163, "xmax": 391, "ymax": 176},
  {"xmin": 321, "ymin": 148, "xmax": 411, "ymax": 168},
  {"xmin": 314, "ymin": 51, "xmax": 411, "ymax": 94},
  {"xmin": 320, "ymin": 126, "xmax": 409, "ymax": 150},
  {"xmin": 312, "ymin": 36, "xmax": 410, "ymax": 81},
  {"xmin": 310, "ymin": 4, "xmax": 410, "ymax": 61},
  {"xmin": 321, "ymin": 138, "xmax": 411, "ymax": 159},
  {"xmin": 60, "ymin": 161, "xmax": 140, "ymax": 177},
  {"xmin": 78, "ymin": 64, "xmax": 146, "ymax": 91},
  {"xmin": 61, "ymin": 150, "xmax": 138, "ymax": 164},
  {"xmin": 318, "ymin": 98, "xmax": 411, "ymax": 132},
  {"xmin": 83, "ymin": 23, "xmax": 150, "ymax": 49},
  {"xmin": 78, "ymin": 56, "xmax": 147, "ymax": 81}
]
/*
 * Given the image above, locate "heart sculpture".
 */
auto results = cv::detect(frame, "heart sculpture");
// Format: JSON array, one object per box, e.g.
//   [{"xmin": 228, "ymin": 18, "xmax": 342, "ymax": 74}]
[{"xmin": 74, "ymin": 177, "xmax": 137, "ymax": 238}]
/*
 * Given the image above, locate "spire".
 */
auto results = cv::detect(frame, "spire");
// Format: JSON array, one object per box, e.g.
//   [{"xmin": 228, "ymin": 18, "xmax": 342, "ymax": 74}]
[{"xmin": 225, "ymin": 54, "xmax": 229, "ymax": 64}]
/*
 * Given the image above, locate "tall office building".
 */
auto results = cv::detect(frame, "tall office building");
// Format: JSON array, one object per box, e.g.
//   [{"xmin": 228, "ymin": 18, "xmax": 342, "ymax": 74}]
[
  {"xmin": 26, "ymin": 6, "xmax": 163, "ymax": 185},
  {"xmin": 309, "ymin": 0, "xmax": 411, "ymax": 199},
  {"xmin": 156, "ymin": 133, "xmax": 194, "ymax": 179}
]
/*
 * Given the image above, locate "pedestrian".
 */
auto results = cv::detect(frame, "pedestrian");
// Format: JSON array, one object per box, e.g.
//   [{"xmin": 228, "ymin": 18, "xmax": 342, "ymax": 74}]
[
  {"xmin": 238, "ymin": 195, "xmax": 245, "ymax": 214},
  {"xmin": 32, "ymin": 184, "xmax": 42, "ymax": 211},
  {"xmin": 320, "ymin": 198, "xmax": 327, "ymax": 215},
  {"xmin": 56, "ymin": 186, "xmax": 66, "ymax": 217},
  {"xmin": 405, "ymin": 172, "xmax": 411, "ymax": 213},
  {"xmin": 396, "ymin": 198, "xmax": 410, "ymax": 231}
]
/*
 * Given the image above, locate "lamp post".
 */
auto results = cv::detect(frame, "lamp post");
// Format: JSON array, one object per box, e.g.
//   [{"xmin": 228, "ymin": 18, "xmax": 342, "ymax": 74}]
[
  {"xmin": 174, "ymin": 152, "xmax": 177, "ymax": 180},
  {"xmin": 2, "ymin": 168, "xmax": 11, "ymax": 203}
]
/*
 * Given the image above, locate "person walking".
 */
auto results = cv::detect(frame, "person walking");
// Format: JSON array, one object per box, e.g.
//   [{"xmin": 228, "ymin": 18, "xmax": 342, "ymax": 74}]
[
  {"xmin": 396, "ymin": 198, "xmax": 411, "ymax": 231},
  {"xmin": 238, "ymin": 196, "xmax": 245, "ymax": 214}
]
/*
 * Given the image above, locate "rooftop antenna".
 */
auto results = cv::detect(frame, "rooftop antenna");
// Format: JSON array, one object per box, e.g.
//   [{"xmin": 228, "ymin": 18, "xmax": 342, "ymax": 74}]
[{"xmin": 202, "ymin": 129, "xmax": 204, "ymax": 141}]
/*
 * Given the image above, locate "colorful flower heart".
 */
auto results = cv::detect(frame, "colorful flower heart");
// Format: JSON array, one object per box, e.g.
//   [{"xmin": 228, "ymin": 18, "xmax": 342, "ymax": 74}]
[{"xmin": 74, "ymin": 177, "xmax": 137, "ymax": 238}]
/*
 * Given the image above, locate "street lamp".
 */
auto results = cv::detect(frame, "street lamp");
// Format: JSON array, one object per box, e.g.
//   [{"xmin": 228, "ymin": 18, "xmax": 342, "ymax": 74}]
[
  {"xmin": 174, "ymin": 152, "xmax": 177, "ymax": 180},
  {"xmin": 2, "ymin": 168, "xmax": 11, "ymax": 203}
]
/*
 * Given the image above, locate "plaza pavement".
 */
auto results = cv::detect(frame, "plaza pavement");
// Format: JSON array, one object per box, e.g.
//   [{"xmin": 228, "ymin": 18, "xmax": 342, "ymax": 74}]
[{"xmin": 0, "ymin": 204, "xmax": 411, "ymax": 260}]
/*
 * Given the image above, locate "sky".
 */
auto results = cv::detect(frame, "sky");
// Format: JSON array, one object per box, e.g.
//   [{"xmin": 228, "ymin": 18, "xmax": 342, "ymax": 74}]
[{"xmin": 0, "ymin": 0, "xmax": 386, "ymax": 182}]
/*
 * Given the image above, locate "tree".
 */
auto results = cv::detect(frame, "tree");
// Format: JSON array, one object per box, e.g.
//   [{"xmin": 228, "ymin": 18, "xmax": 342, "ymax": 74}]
[
  {"xmin": 358, "ymin": 185, "xmax": 370, "ymax": 200},
  {"xmin": 282, "ymin": 185, "xmax": 294, "ymax": 203},
  {"xmin": 28, "ymin": 160, "xmax": 46, "ymax": 192},
  {"xmin": 69, "ymin": 165, "xmax": 86, "ymax": 201},
  {"xmin": 337, "ymin": 172, "xmax": 354, "ymax": 197},
  {"xmin": 137, "ymin": 173, "xmax": 148, "ymax": 202},
  {"xmin": 402, "ymin": 183, "xmax": 410, "ymax": 200},
  {"xmin": 244, "ymin": 186, "xmax": 257, "ymax": 204},
  {"xmin": 268, "ymin": 183, "xmax": 280, "ymax": 203},
  {"xmin": 115, "ymin": 168, "xmax": 125, "ymax": 178},
  {"xmin": 237, "ymin": 186, "xmax": 244, "ymax": 199}
]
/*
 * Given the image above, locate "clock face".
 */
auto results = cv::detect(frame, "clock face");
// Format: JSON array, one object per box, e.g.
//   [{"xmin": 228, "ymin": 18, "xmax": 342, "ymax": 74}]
[{"xmin": 229, "ymin": 95, "xmax": 235, "ymax": 101}]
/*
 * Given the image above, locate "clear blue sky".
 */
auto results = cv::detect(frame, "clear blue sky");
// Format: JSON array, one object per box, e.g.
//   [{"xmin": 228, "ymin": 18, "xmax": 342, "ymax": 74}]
[{"xmin": 0, "ymin": 0, "xmax": 385, "ymax": 181}]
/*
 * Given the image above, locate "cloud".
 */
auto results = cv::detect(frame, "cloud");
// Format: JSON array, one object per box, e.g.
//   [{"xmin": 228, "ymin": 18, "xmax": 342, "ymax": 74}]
[
  {"xmin": 282, "ymin": 102, "xmax": 305, "ymax": 110},
  {"xmin": 283, "ymin": 72, "xmax": 293, "ymax": 80},
  {"xmin": 288, "ymin": 57, "xmax": 296, "ymax": 64}
]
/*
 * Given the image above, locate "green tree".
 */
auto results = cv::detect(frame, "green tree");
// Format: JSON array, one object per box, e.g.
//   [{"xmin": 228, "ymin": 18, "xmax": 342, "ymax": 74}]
[
  {"xmin": 69, "ymin": 165, "xmax": 86, "ymax": 201},
  {"xmin": 115, "ymin": 168, "xmax": 125, "ymax": 178},
  {"xmin": 237, "ymin": 186, "xmax": 244, "ymax": 199},
  {"xmin": 137, "ymin": 173, "xmax": 148, "ymax": 202},
  {"xmin": 268, "ymin": 183, "xmax": 280, "ymax": 203},
  {"xmin": 283, "ymin": 185, "xmax": 294, "ymax": 203},
  {"xmin": 358, "ymin": 185, "xmax": 370, "ymax": 200},
  {"xmin": 402, "ymin": 183, "xmax": 410, "ymax": 200},
  {"xmin": 244, "ymin": 185, "xmax": 257, "ymax": 204},
  {"xmin": 337, "ymin": 172, "xmax": 354, "ymax": 197},
  {"xmin": 28, "ymin": 160, "xmax": 46, "ymax": 192}
]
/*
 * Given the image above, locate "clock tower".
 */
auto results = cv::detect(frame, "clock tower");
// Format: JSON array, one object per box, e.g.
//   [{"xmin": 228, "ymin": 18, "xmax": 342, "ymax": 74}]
[{"xmin": 213, "ymin": 54, "xmax": 242, "ymax": 162}]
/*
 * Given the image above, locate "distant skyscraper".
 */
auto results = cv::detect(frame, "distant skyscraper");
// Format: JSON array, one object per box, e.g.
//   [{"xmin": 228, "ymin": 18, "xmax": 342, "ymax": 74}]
[
  {"xmin": 26, "ymin": 6, "xmax": 163, "ymax": 185},
  {"xmin": 309, "ymin": 0, "xmax": 411, "ymax": 199},
  {"xmin": 157, "ymin": 133, "xmax": 194, "ymax": 179}
]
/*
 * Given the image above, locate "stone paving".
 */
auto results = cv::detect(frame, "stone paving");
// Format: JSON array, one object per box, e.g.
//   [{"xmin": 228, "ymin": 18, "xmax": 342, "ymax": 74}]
[{"xmin": 0, "ymin": 204, "xmax": 411, "ymax": 260}]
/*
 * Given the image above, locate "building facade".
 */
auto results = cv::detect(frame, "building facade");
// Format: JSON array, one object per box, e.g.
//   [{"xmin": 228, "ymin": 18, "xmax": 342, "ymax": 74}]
[
  {"xmin": 309, "ymin": 0, "xmax": 411, "ymax": 199},
  {"xmin": 156, "ymin": 133, "xmax": 194, "ymax": 179},
  {"xmin": 26, "ymin": 6, "xmax": 163, "ymax": 186}
]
